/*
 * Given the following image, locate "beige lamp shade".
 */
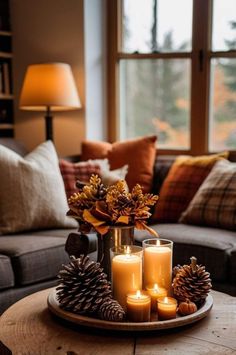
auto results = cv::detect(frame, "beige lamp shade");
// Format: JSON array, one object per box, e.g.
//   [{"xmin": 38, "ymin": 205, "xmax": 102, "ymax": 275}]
[{"xmin": 20, "ymin": 63, "xmax": 81, "ymax": 111}]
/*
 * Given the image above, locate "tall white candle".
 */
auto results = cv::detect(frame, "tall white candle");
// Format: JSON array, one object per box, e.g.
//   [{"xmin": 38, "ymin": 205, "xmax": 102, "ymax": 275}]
[
  {"xmin": 112, "ymin": 253, "xmax": 142, "ymax": 309},
  {"xmin": 143, "ymin": 241, "xmax": 172, "ymax": 294}
]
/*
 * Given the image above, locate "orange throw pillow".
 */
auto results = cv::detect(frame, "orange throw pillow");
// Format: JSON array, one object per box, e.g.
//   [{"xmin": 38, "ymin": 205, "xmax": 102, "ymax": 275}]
[
  {"xmin": 151, "ymin": 152, "xmax": 228, "ymax": 223},
  {"xmin": 81, "ymin": 136, "xmax": 157, "ymax": 192},
  {"xmin": 81, "ymin": 140, "xmax": 112, "ymax": 160}
]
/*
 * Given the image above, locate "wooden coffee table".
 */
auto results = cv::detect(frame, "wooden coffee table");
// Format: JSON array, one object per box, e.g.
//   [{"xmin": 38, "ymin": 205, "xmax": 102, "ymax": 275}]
[{"xmin": 0, "ymin": 289, "xmax": 235, "ymax": 354}]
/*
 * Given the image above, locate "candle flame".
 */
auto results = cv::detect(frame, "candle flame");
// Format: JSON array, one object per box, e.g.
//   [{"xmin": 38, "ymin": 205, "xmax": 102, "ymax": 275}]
[
  {"xmin": 164, "ymin": 297, "xmax": 168, "ymax": 303},
  {"xmin": 125, "ymin": 245, "xmax": 131, "ymax": 255},
  {"xmin": 136, "ymin": 290, "xmax": 141, "ymax": 298},
  {"xmin": 154, "ymin": 283, "xmax": 159, "ymax": 292}
]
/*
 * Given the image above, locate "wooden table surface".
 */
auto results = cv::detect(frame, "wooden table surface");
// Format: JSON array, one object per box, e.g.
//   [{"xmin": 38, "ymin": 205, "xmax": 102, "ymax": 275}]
[{"xmin": 0, "ymin": 289, "xmax": 235, "ymax": 355}]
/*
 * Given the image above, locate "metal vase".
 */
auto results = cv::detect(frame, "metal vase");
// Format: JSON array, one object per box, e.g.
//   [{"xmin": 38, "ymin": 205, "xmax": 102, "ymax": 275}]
[{"xmin": 97, "ymin": 226, "xmax": 134, "ymax": 280}]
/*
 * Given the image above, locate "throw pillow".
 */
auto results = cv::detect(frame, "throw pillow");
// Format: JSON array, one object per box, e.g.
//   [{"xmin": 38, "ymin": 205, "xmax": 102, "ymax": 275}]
[
  {"xmin": 151, "ymin": 152, "xmax": 228, "ymax": 223},
  {"xmin": 81, "ymin": 136, "xmax": 157, "ymax": 192},
  {"xmin": 101, "ymin": 164, "xmax": 129, "ymax": 186},
  {"xmin": 0, "ymin": 141, "xmax": 77, "ymax": 234},
  {"xmin": 81, "ymin": 140, "xmax": 112, "ymax": 160},
  {"xmin": 86, "ymin": 158, "xmax": 128, "ymax": 186},
  {"xmin": 179, "ymin": 159, "xmax": 236, "ymax": 230},
  {"xmin": 59, "ymin": 159, "xmax": 101, "ymax": 198},
  {"xmin": 87, "ymin": 158, "xmax": 110, "ymax": 172}
]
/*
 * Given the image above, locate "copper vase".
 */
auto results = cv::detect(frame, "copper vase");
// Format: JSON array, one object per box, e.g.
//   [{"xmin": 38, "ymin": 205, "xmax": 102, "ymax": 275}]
[{"xmin": 97, "ymin": 225, "xmax": 134, "ymax": 280}]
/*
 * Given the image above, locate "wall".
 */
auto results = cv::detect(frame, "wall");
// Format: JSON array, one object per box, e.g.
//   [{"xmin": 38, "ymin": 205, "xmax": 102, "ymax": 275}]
[
  {"xmin": 84, "ymin": 0, "xmax": 107, "ymax": 141},
  {"xmin": 10, "ymin": 0, "xmax": 85, "ymax": 156}
]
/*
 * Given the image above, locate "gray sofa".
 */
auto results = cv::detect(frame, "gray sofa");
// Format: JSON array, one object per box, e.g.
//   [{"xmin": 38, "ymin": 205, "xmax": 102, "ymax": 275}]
[{"xmin": 0, "ymin": 139, "xmax": 235, "ymax": 314}]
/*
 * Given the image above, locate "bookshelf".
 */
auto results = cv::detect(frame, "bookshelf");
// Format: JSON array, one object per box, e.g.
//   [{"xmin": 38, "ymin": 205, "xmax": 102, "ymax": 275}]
[{"xmin": 0, "ymin": 0, "xmax": 14, "ymax": 137}]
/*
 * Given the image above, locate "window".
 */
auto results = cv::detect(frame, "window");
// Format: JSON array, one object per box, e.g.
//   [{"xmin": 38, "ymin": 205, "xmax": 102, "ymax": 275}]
[{"xmin": 107, "ymin": 0, "xmax": 236, "ymax": 155}]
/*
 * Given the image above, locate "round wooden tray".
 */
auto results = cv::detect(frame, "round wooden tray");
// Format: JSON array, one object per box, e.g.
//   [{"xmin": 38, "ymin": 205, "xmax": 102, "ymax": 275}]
[{"xmin": 47, "ymin": 288, "xmax": 213, "ymax": 332}]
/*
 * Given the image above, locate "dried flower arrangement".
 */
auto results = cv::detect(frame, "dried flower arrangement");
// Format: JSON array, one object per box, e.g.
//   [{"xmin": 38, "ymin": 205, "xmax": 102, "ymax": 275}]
[{"xmin": 67, "ymin": 175, "xmax": 159, "ymax": 236}]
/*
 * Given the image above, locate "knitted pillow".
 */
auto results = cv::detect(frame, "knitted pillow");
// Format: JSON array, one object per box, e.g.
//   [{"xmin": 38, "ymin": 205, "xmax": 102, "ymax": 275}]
[
  {"xmin": 0, "ymin": 141, "xmax": 77, "ymax": 235},
  {"xmin": 151, "ymin": 152, "xmax": 228, "ymax": 223},
  {"xmin": 81, "ymin": 136, "xmax": 157, "ymax": 192},
  {"xmin": 179, "ymin": 159, "xmax": 236, "ymax": 230},
  {"xmin": 59, "ymin": 159, "xmax": 101, "ymax": 198}
]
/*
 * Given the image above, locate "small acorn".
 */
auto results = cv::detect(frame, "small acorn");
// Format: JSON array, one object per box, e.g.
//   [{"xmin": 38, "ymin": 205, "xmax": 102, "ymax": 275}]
[{"xmin": 178, "ymin": 299, "xmax": 197, "ymax": 316}]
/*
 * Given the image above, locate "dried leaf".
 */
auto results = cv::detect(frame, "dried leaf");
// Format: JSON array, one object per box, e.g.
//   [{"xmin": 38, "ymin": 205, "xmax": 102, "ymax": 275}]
[
  {"xmin": 95, "ymin": 224, "xmax": 110, "ymax": 235},
  {"xmin": 135, "ymin": 220, "xmax": 159, "ymax": 237},
  {"xmin": 115, "ymin": 215, "xmax": 129, "ymax": 225},
  {"xmin": 83, "ymin": 209, "xmax": 106, "ymax": 227},
  {"xmin": 93, "ymin": 201, "xmax": 111, "ymax": 222}
]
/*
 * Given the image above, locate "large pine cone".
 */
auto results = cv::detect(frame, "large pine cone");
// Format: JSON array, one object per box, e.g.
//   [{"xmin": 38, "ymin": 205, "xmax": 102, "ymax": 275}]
[
  {"xmin": 172, "ymin": 256, "xmax": 212, "ymax": 304},
  {"xmin": 57, "ymin": 255, "xmax": 112, "ymax": 314},
  {"xmin": 56, "ymin": 255, "xmax": 125, "ymax": 321}
]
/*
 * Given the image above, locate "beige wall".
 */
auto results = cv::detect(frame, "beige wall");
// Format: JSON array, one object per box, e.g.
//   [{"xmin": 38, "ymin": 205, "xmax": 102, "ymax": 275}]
[{"xmin": 10, "ymin": 0, "xmax": 85, "ymax": 156}]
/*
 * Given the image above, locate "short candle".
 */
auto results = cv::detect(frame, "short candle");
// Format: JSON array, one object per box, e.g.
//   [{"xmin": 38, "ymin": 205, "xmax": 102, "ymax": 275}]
[
  {"xmin": 157, "ymin": 296, "xmax": 177, "ymax": 320},
  {"xmin": 126, "ymin": 290, "xmax": 151, "ymax": 322},
  {"xmin": 146, "ymin": 283, "xmax": 167, "ymax": 312},
  {"xmin": 112, "ymin": 247, "xmax": 142, "ymax": 309}
]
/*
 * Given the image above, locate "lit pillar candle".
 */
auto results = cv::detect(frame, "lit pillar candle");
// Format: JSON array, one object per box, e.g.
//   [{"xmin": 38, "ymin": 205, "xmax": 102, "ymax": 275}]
[
  {"xmin": 126, "ymin": 290, "xmax": 151, "ymax": 322},
  {"xmin": 143, "ymin": 239, "xmax": 173, "ymax": 294},
  {"xmin": 146, "ymin": 283, "xmax": 168, "ymax": 312},
  {"xmin": 157, "ymin": 297, "xmax": 177, "ymax": 320},
  {"xmin": 111, "ymin": 247, "xmax": 142, "ymax": 309}
]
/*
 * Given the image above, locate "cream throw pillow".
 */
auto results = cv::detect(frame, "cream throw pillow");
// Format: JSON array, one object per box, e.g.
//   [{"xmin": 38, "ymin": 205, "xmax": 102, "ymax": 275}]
[
  {"xmin": 85, "ymin": 158, "xmax": 129, "ymax": 186},
  {"xmin": 0, "ymin": 141, "xmax": 77, "ymax": 234}
]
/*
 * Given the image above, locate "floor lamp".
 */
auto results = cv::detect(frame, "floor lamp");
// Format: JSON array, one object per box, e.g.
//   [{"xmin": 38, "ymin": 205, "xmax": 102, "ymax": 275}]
[{"xmin": 19, "ymin": 63, "xmax": 81, "ymax": 141}]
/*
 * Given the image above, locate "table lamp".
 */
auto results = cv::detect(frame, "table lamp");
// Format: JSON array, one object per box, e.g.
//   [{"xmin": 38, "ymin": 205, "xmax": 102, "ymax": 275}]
[{"xmin": 19, "ymin": 63, "xmax": 81, "ymax": 141}]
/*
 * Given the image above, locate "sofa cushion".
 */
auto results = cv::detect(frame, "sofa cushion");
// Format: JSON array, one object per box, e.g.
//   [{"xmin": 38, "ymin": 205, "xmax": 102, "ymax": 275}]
[
  {"xmin": 180, "ymin": 159, "xmax": 236, "ymax": 230},
  {"xmin": 152, "ymin": 152, "xmax": 228, "ymax": 223},
  {"xmin": 0, "ymin": 141, "xmax": 77, "ymax": 234},
  {"xmin": 81, "ymin": 136, "xmax": 157, "ymax": 192},
  {"xmin": 134, "ymin": 223, "xmax": 236, "ymax": 282},
  {"xmin": 0, "ymin": 254, "xmax": 14, "ymax": 290},
  {"xmin": 31, "ymin": 229, "xmax": 98, "ymax": 256},
  {"xmin": 0, "ymin": 231, "xmax": 75, "ymax": 285}
]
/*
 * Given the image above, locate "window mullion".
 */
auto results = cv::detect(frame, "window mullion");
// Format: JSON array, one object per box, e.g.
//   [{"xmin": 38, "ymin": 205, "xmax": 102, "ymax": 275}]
[
  {"xmin": 107, "ymin": 0, "xmax": 119, "ymax": 142},
  {"xmin": 117, "ymin": 52, "xmax": 192, "ymax": 60},
  {"xmin": 191, "ymin": 0, "xmax": 212, "ymax": 155}
]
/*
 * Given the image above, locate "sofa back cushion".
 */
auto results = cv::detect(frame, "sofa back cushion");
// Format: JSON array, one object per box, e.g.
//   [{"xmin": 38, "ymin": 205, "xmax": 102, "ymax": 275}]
[
  {"xmin": 180, "ymin": 159, "xmax": 236, "ymax": 230},
  {"xmin": 151, "ymin": 152, "xmax": 228, "ymax": 223},
  {"xmin": 0, "ymin": 141, "xmax": 77, "ymax": 234},
  {"xmin": 81, "ymin": 136, "xmax": 157, "ymax": 192}
]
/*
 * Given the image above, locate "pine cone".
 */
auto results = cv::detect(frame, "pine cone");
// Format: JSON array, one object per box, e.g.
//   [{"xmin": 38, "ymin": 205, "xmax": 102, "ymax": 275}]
[
  {"xmin": 172, "ymin": 264, "xmax": 182, "ymax": 277},
  {"xmin": 172, "ymin": 256, "xmax": 212, "ymax": 305},
  {"xmin": 56, "ymin": 255, "xmax": 112, "ymax": 314},
  {"xmin": 98, "ymin": 298, "xmax": 125, "ymax": 322}
]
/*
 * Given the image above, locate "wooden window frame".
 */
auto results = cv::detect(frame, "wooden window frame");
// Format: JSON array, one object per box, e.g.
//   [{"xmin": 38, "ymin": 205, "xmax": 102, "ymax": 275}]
[{"xmin": 107, "ymin": 0, "xmax": 236, "ymax": 159}]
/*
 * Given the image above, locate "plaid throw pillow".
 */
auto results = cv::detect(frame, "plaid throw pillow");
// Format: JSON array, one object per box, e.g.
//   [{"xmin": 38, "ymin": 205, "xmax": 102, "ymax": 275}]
[
  {"xmin": 151, "ymin": 152, "xmax": 228, "ymax": 223},
  {"xmin": 180, "ymin": 159, "xmax": 236, "ymax": 230},
  {"xmin": 59, "ymin": 159, "xmax": 101, "ymax": 198}
]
